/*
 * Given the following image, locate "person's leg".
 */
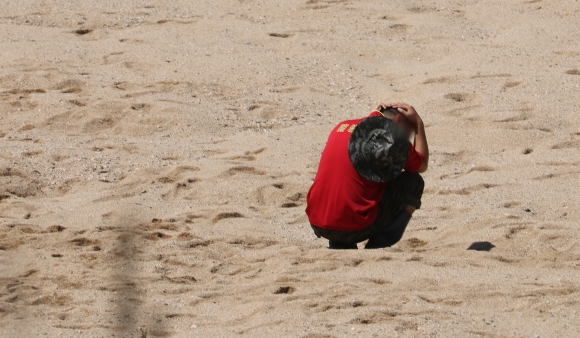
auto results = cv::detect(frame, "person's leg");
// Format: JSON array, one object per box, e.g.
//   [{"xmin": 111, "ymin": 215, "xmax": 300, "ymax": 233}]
[
  {"xmin": 310, "ymin": 172, "xmax": 423, "ymax": 249},
  {"xmin": 328, "ymin": 240, "xmax": 358, "ymax": 250},
  {"xmin": 364, "ymin": 209, "xmax": 413, "ymax": 248},
  {"xmin": 311, "ymin": 225, "xmax": 374, "ymax": 250},
  {"xmin": 365, "ymin": 172, "xmax": 424, "ymax": 249}
]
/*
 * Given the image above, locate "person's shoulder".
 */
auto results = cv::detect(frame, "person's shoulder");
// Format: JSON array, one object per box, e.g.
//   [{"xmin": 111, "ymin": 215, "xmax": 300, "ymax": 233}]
[
  {"xmin": 331, "ymin": 120, "xmax": 359, "ymax": 134},
  {"xmin": 332, "ymin": 112, "xmax": 378, "ymax": 127},
  {"xmin": 404, "ymin": 143, "xmax": 424, "ymax": 172},
  {"xmin": 408, "ymin": 142, "xmax": 423, "ymax": 157}
]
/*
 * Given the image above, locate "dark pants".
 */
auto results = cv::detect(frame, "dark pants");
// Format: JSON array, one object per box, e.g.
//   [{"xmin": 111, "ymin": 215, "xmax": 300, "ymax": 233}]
[{"xmin": 311, "ymin": 172, "xmax": 424, "ymax": 245}]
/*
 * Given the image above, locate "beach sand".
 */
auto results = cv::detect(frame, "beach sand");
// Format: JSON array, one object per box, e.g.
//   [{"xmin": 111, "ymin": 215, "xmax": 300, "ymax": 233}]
[{"xmin": 1, "ymin": 0, "xmax": 579, "ymax": 337}]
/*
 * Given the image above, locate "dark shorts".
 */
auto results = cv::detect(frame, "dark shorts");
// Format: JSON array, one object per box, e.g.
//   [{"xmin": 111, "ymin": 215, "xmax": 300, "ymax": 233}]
[{"xmin": 311, "ymin": 172, "xmax": 424, "ymax": 244}]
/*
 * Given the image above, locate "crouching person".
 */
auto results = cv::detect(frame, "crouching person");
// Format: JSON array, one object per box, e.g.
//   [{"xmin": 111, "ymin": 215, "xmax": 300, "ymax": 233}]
[{"xmin": 305, "ymin": 102, "xmax": 429, "ymax": 249}]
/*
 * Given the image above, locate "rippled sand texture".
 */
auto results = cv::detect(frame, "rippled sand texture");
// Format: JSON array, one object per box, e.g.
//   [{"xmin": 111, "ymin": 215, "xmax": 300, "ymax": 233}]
[{"xmin": 1, "ymin": 0, "xmax": 580, "ymax": 337}]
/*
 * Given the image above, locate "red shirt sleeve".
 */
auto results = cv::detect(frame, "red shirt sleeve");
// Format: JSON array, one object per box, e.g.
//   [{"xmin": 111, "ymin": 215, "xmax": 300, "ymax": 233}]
[{"xmin": 404, "ymin": 143, "xmax": 424, "ymax": 173}]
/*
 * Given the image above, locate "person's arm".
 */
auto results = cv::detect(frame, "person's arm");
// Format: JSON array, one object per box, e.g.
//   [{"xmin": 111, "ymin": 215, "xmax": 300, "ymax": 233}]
[
  {"xmin": 414, "ymin": 119, "xmax": 429, "ymax": 173},
  {"xmin": 389, "ymin": 103, "xmax": 429, "ymax": 173}
]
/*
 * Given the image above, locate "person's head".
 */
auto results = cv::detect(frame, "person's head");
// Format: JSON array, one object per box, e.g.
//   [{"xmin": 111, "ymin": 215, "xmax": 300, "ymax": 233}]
[
  {"xmin": 348, "ymin": 116, "xmax": 410, "ymax": 182},
  {"xmin": 380, "ymin": 107, "xmax": 414, "ymax": 138}
]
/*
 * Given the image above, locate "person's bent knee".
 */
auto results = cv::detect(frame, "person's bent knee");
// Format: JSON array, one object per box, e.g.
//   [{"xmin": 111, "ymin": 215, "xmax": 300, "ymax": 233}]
[
  {"xmin": 387, "ymin": 233, "xmax": 405, "ymax": 246},
  {"xmin": 402, "ymin": 172, "xmax": 424, "ymax": 192},
  {"xmin": 400, "ymin": 172, "xmax": 424, "ymax": 209}
]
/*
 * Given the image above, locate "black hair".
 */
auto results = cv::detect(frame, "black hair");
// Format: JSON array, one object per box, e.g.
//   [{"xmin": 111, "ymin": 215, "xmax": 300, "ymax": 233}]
[{"xmin": 379, "ymin": 107, "xmax": 400, "ymax": 118}]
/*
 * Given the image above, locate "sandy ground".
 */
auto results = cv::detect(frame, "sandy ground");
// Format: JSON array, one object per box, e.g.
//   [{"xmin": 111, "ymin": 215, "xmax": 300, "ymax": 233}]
[{"xmin": 1, "ymin": 0, "xmax": 580, "ymax": 337}]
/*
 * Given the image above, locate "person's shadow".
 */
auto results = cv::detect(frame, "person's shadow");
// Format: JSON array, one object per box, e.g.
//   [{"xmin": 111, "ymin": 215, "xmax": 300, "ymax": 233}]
[{"xmin": 467, "ymin": 241, "xmax": 495, "ymax": 251}]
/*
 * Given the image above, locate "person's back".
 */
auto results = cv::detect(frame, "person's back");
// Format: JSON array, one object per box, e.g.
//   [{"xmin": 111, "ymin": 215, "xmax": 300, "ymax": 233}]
[{"xmin": 306, "ymin": 117, "xmax": 388, "ymax": 231}]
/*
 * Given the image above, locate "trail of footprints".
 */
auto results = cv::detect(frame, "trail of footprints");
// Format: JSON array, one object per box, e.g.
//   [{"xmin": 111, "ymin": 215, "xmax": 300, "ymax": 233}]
[
  {"xmin": 1, "ymin": 4, "xmax": 578, "ymax": 337},
  {"xmin": 1, "ymin": 201, "xmax": 575, "ymax": 334}
]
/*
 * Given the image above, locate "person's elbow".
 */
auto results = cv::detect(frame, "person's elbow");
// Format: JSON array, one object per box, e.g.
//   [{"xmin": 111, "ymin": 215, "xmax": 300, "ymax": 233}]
[{"xmin": 418, "ymin": 161, "xmax": 428, "ymax": 173}]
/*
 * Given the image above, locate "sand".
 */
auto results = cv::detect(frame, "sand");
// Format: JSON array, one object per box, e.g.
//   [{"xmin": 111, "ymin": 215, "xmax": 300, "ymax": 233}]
[{"xmin": 1, "ymin": 0, "xmax": 580, "ymax": 337}]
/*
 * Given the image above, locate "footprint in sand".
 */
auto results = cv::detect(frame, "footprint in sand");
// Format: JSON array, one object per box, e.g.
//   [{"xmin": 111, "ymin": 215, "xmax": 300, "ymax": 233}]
[
  {"xmin": 73, "ymin": 29, "xmax": 92, "ymax": 36},
  {"xmin": 143, "ymin": 232, "xmax": 172, "ymax": 241},
  {"xmin": 0, "ymin": 165, "xmax": 42, "ymax": 198},
  {"xmin": 273, "ymin": 286, "xmax": 295, "ymax": 294},
  {"xmin": 269, "ymin": 33, "xmax": 293, "ymax": 38},
  {"xmin": 44, "ymin": 225, "xmax": 66, "ymax": 233},
  {"xmin": 254, "ymin": 182, "xmax": 307, "ymax": 208},
  {"xmin": 137, "ymin": 218, "xmax": 179, "ymax": 240},
  {"xmin": 551, "ymin": 139, "xmax": 580, "ymax": 150},
  {"xmin": 226, "ymin": 166, "xmax": 266, "ymax": 176},
  {"xmin": 212, "ymin": 212, "xmax": 244, "ymax": 223},
  {"xmin": 436, "ymin": 183, "xmax": 497, "ymax": 196},
  {"xmin": 70, "ymin": 237, "xmax": 100, "ymax": 247},
  {"xmin": 156, "ymin": 166, "xmax": 201, "ymax": 200},
  {"xmin": 405, "ymin": 238, "xmax": 428, "ymax": 249},
  {"xmin": 441, "ymin": 93, "xmax": 483, "ymax": 117},
  {"xmin": 161, "ymin": 178, "xmax": 199, "ymax": 200},
  {"xmin": 103, "ymin": 51, "xmax": 125, "ymax": 65},
  {"xmin": 444, "ymin": 93, "xmax": 474, "ymax": 103},
  {"xmin": 227, "ymin": 236, "xmax": 278, "ymax": 249},
  {"xmin": 304, "ymin": 0, "xmax": 349, "ymax": 10},
  {"xmin": 222, "ymin": 147, "xmax": 267, "ymax": 162},
  {"xmin": 52, "ymin": 79, "xmax": 84, "ymax": 94},
  {"xmin": 422, "ymin": 76, "xmax": 456, "ymax": 85},
  {"xmin": 68, "ymin": 99, "xmax": 87, "ymax": 107},
  {"xmin": 439, "ymin": 166, "xmax": 495, "ymax": 180},
  {"xmin": 470, "ymin": 73, "xmax": 512, "ymax": 79},
  {"xmin": 82, "ymin": 116, "xmax": 117, "ymax": 133},
  {"xmin": 119, "ymin": 38, "xmax": 144, "ymax": 44},
  {"xmin": 501, "ymin": 81, "xmax": 522, "ymax": 91}
]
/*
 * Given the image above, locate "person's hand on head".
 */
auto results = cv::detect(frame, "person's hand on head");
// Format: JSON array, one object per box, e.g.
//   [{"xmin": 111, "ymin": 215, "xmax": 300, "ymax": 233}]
[
  {"xmin": 389, "ymin": 102, "xmax": 422, "ymax": 128},
  {"xmin": 376, "ymin": 103, "xmax": 391, "ymax": 111},
  {"xmin": 382, "ymin": 102, "xmax": 428, "ymax": 173}
]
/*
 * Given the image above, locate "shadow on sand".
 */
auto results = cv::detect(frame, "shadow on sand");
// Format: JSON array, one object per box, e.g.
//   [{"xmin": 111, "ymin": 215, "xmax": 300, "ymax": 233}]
[
  {"xmin": 467, "ymin": 241, "xmax": 495, "ymax": 252},
  {"xmin": 110, "ymin": 212, "xmax": 170, "ymax": 337}
]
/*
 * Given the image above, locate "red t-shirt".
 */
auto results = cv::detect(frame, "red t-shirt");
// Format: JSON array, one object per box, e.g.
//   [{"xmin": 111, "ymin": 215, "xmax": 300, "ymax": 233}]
[{"xmin": 305, "ymin": 112, "xmax": 424, "ymax": 231}]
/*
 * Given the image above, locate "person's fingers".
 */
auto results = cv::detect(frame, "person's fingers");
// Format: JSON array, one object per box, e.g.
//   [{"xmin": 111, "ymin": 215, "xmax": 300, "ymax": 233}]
[
  {"xmin": 397, "ymin": 107, "xmax": 412, "ymax": 114},
  {"xmin": 381, "ymin": 102, "xmax": 418, "ymax": 117},
  {"xmin": 382, "ymin": 103, "xmax": 398, "ymax": 109},
  {"xmin": 396, "ymin": 105, "xmax": 418, "ymax": 117},
  {"xmin": 392, "ymin": 102, "xmax": 412, "ymax": 109}
]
